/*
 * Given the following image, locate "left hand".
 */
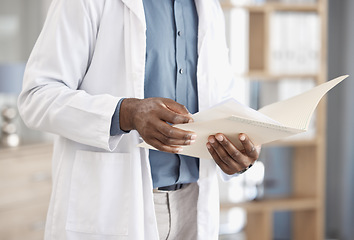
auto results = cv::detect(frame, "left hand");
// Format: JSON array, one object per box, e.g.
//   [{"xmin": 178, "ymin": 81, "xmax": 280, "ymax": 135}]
[{"xmin": 206, "ymin": 133, "xmax": 261, "ymax": 175}]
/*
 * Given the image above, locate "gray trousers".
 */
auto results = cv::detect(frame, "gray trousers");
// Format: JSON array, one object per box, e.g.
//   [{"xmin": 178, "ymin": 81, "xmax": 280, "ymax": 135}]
[{"xmin": 153, "ymin": 182, "xmax": 199, "ymax": 240}]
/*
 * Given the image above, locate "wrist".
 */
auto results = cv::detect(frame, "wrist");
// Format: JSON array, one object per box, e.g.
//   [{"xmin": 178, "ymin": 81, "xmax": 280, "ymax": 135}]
[{"xmin": 119, "ymin": 98, "xmax": 141, "ymax": 131}]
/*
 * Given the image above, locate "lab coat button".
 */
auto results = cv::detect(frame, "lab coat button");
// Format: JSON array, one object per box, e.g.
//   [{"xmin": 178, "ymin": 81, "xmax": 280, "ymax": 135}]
[
  {"xmin": 179, "ymin": 68, "xmax": 184, "ymax": 74},
  {"xmin": 178, "ymin": 31, "xmax": 182, "ymax": 36}
]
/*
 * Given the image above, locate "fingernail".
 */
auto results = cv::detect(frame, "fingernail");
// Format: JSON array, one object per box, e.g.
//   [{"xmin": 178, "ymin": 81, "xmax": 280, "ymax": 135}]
[
  {"xmin": 240, "ymin": 135, "xmax": 246, "ymax": 141},
  {"xmin": 190, "ymin": 134, "xmax": 197, "ymax": 140},
  {"xmin": 176, "ymin": 148, "xmax": 183, "ymax": 153},
  {"xmin": 188, "ymin": 119, "xmax": 194, "ymax": 123},
  {"xmin": 209, "ymin": 138, "xmax": 215, "ymax": 144},
  {"xmin": 216, "ymin": 135, "xmax": 223, "ymax": 142},
  {"xmin": 190, "ymin": 139, "xmax": 196, "ymax": 144},
  {"xmin": 206, "ymin": 143, "xmax": 211, "ymax": 149}
]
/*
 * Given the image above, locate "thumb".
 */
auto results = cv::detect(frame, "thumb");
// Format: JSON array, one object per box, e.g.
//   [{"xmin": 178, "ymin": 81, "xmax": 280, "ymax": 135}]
[
  {"xmin": 162, "ymin": 98, "xmax": 190, "ymax": 115},
  {"xmin": 162, "ymin": 98, "xmax": 194, "ymax": 122}
]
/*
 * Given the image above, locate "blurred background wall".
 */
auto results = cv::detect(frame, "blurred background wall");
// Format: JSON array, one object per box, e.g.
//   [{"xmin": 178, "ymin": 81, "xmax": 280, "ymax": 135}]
[
  {"xmin": 0, "ymin": 0, "xmax": 52, "ymax": 144},
  {"xmin": 326, "ymin": 0, "xmax": 354, "ymax": 239},
  {"xmin": 0, "ymin": 0, "xmax": 47, "ymax": 62}
]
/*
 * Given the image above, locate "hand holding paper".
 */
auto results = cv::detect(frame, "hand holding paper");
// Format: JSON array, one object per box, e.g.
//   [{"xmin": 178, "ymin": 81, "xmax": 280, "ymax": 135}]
[
  {"xmin": 138, "ymin": 75, "xmax": 348, "ymax": 159},
  {"xmin": 206, "ymin": 132, "xmax": 261, "ymax": 174}
]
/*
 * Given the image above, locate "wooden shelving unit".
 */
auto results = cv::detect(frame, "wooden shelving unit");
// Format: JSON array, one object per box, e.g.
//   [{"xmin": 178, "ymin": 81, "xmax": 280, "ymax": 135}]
[
  {"xmin": 246, "ymin": 71, "xmax": 319, "ymax": 81},
  {"xmin": 220, "ymin": 0, "xmax": 328, "ymax": 239},
  {"xmin": 221, "ymin": 197, "xmax": 318, "ymax": 212},
  {"xmin": 222, "ymin": 2, "xmax": 320, "ymax": 12}
]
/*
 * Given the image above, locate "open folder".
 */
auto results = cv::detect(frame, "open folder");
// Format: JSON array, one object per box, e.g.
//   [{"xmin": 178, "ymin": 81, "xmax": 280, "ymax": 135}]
[{"xmin": 138, "ymin": 75, "xmax": 348, "ymax": 159}]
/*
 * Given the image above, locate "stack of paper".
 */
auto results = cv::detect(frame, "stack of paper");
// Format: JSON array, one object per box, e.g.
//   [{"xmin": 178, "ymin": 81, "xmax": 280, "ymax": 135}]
[{"xmin": 138, "ymin": 75, "xmax": 348, "ymax": 159}]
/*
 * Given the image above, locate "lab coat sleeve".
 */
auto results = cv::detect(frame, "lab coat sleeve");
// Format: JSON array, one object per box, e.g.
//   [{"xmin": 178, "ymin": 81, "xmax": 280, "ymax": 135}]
[
  {"xmin": 218, "ymin": 168, "xmax": 240, "ymax": 181},
  {"xmin": 18, "ymin": 0, "xmax": 122, "ymax": 151}
]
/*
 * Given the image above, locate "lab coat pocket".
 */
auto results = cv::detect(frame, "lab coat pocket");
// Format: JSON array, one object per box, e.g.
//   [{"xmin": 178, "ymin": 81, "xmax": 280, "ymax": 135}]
[{"xmin": 66, "ymin": 150, "xmax": 130, "ymax": 236}]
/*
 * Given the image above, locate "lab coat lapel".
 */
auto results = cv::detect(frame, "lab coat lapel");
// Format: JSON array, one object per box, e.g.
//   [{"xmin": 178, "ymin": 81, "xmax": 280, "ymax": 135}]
[
  {"xmin": 194, "ymin": 0, "xmax": 213, "ymax": 55},
  {"xmin": 194, "ymin": 0, "xmax": 213, "ymax": 111},
  {"xmin": 122, "ymin": 0, "xmax": 146, "ymax": 99},
  {"xmin": 121, "ymin": 0, "xmax": 146, "ymax": 27}
]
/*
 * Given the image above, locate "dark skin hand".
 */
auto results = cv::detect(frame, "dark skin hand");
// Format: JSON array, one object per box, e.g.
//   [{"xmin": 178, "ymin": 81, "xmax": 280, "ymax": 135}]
[
  {"xmin": 207, "ymin": 133, "xmax": 260, "ymax": 175},
  {"xmin": 120, "ymin": 97, "xmax": 260, "ymax": 174},
  {"xmin": 120, "ymin": 97, "xmax": 196, "ymax": 153}
]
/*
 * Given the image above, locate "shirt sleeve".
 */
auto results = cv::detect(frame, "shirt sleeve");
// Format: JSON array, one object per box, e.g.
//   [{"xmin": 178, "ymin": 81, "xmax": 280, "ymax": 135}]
[{"xmin": 110, "ymin": 98, "xmax": 131, "ymax": 136}]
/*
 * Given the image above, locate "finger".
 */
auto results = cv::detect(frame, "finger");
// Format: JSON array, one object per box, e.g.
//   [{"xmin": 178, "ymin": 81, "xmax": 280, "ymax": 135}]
[
  {"xmin": 154, "ymin": 130, "xmax": 196, "ymax": 146},
  {"xmin": 206, "ymin": 142, "xmax": 237, "ymax": 175},
  {"xmin": 158, "ymin": 122, "xmax": 197, "ymax": 143},
  {"xmin": 148, "ymin": 138, "xmax": 184, "ymax": 154},
  {"xmin": 214, "ymin": 133, "xmax": 250, "ymax": 169},
  {"xmin": 239, "ymin": 133, "xmax": 259, "ymax": 160},
  {"xmin": 207, "ymin": 136, "xmax": 241, "ymax": 173}
]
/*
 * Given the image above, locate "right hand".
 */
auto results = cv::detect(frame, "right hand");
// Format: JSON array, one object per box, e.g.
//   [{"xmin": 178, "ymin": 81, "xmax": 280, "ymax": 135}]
[{"xmin": 119, "ymin": 98, "xmax": 197, "ymax": 153}]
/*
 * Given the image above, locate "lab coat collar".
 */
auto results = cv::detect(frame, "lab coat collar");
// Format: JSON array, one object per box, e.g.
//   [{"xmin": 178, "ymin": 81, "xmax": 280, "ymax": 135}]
[{"xmin": 121, "ymin": 0, "xmax": 146, "ymax": 29}]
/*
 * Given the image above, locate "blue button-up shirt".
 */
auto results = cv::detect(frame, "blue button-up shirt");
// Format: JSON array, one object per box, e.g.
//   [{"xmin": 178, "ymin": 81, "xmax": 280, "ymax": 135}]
[{"xmin": 111, "ymin": 0, "xmax": 199, "ymax": 188}]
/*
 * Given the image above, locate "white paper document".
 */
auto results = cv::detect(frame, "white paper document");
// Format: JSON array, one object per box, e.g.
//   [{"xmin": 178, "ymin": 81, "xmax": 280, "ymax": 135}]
[{"xmin": 138, "ymin": 75, "xmax": 348, "ymax": 159}]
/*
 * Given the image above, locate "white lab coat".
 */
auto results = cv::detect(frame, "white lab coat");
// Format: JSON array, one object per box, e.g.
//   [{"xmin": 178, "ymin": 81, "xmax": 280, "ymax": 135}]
[{"xmin": 18, "ymin": 0, "xmax": 237, "ymax": 239}]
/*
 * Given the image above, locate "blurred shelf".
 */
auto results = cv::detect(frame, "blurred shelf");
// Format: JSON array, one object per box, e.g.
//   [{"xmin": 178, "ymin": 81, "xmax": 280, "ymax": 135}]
[
  {"xmin": 221, "ymin": 1, "xmax": 320, "ymax": 12},
  {"xmin": 220, "ymin": 197, "xmax": 318, "ymax": 212},
  {"xmin": 0, "ymin": 142, "xmax": 53, "ymax": 160},
  {"xmin": 239, "ymin": 71, "xmax": 319, "ymax": 81},
  {"xmin": 265, "ymin": 138, "xmax": 317, "ymax": 147}
]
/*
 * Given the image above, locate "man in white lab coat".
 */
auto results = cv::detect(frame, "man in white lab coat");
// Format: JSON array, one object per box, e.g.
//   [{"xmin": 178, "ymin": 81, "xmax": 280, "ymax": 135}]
[{"xmin": 18, "ymin": 0, "xmax": 259, "ymax": 239}]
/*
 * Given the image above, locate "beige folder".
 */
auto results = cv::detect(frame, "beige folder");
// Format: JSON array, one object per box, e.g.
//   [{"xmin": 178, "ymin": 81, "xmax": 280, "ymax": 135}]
[{"xmin": 138, "ymin": 75, "xmax": 348, "ymax": 159}]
